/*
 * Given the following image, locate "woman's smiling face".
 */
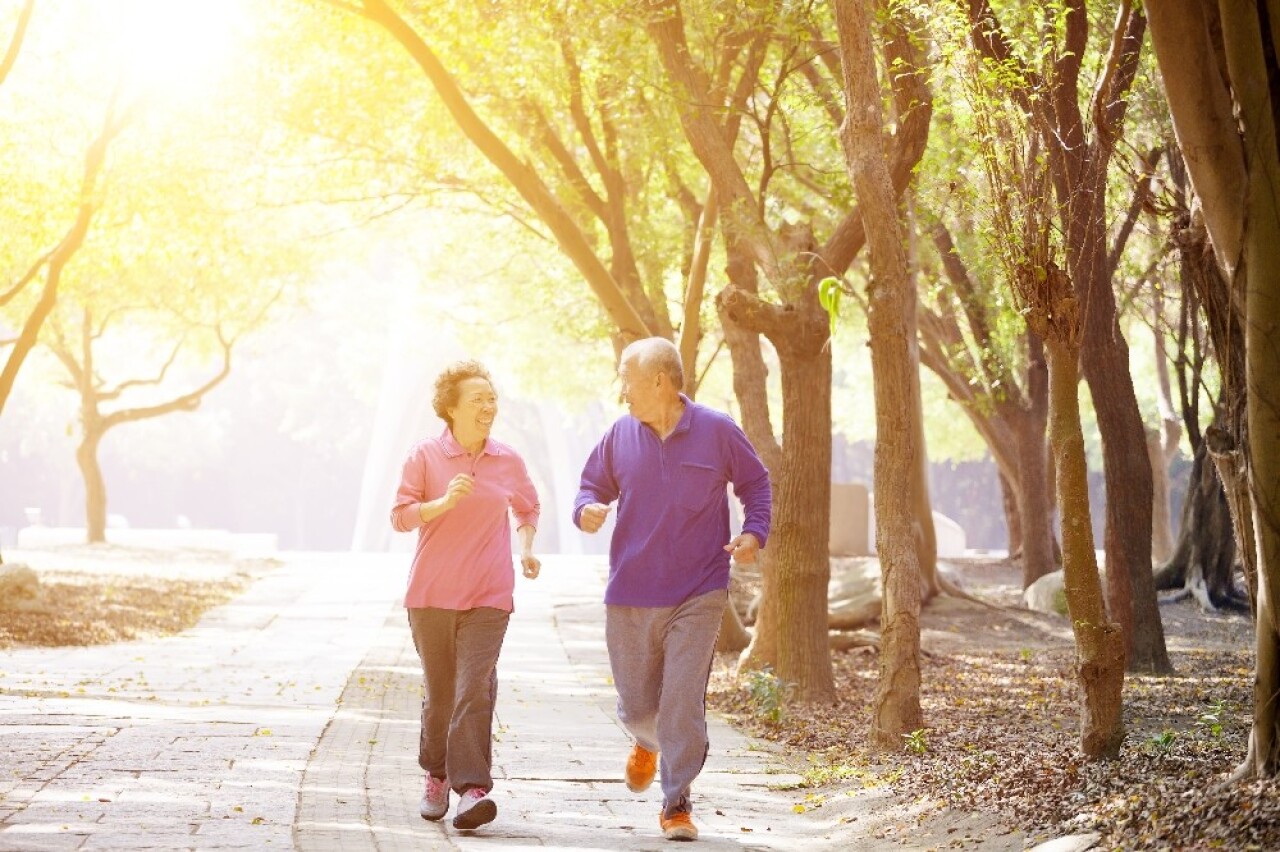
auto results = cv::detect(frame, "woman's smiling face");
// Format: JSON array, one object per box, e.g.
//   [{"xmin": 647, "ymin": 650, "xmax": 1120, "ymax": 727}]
[{"xmin": 448, "ymin": 377, "xmax": 498, "ymax": 439}]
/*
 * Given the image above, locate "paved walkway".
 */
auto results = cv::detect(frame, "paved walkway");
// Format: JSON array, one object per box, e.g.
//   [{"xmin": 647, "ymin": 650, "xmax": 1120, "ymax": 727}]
[{"xmin": 1, "ymin": 552, "xmax": 1024, "ymax": 851}]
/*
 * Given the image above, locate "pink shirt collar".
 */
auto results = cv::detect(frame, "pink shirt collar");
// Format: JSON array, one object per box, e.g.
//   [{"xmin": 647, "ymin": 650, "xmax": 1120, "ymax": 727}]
[{"xmin": 436, "ymin": 424, "xmax": 503, "ymax": 459}]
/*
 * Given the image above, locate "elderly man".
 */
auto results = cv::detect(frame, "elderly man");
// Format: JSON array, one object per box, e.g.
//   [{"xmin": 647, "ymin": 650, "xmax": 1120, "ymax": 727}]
[{"xmin": 574, "ymin": 337, "xmax": 772, "ymax": 842}]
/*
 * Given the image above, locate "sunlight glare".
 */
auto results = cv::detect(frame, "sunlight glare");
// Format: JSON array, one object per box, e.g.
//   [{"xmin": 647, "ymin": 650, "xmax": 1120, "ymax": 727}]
[{"xmin": 109, "ymin": 0, "xmax": 249, "ymax": 99}]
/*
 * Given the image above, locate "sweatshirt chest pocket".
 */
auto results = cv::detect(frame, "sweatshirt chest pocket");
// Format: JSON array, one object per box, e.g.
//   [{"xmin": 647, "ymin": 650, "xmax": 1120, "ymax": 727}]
[{"xmin": 676, "ymin": 462, "xmax": 723, "ymax": 512}]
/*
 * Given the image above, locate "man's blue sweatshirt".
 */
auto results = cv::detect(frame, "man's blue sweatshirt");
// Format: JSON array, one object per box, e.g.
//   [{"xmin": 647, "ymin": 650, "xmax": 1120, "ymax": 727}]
[{"xmin": 573, "ymin": 396, "xmax": 772, "ymax": 607}]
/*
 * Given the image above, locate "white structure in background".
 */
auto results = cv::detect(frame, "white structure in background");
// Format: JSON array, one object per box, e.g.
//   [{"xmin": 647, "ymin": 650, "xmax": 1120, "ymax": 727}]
[
  {"xmin": 347, "ymin": 248, "xmax": 611, "ymax": 555},
  {"xmin": 829, "ymin": 481, "xmax": 967, "ymax": 558}
]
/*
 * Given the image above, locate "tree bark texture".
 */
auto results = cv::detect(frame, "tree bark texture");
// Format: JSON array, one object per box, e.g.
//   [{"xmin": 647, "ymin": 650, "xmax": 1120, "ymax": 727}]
[
  {"xmin": 1155, "ymin": 438, "xmax": 1242, "ymax": 611},
  {"xmin": 1147, "ymin": 430, "xmax": 1177, "ymax": 564},
  {"xmin": 1016, "ymin": 332, "xmax": 1056, "ymax": 587},
  {"xmin": 758, "ymin": 351, "xmax": 834, "ymax": 701},
  {"xmin": 908, "ymin": 311, "xmax": 940, "ymax": 601},
  {"xmin": 1148, "ymin": 0, "xmax": 1280, "ymax": 777},
  {"xmin": 835, "ymin": 0, "xmax": 923, "ymax": 748},
  {"xmin": 967, "ymin": 0, "xmax": 1169, "ymax": 672},
  {"xmin": 1000, "ymin": 472, "xmax": 1023, "ymax": 558},
  {"xmin": 1045, "ymin": 335, "xmax": 1126, "ymax": 760},
  {"xmin": 1068, "ymin": 156, "xmax": 1170, "ymax": 674},
  {"xmin": 1220, "ymin": 0, "xmax": 1280, "ymax": 777}
]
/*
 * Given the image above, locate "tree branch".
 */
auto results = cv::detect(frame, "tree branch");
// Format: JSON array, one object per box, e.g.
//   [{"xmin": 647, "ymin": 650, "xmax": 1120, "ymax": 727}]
[
  {"xmin": 819, "ymin": 2, "xmax": 932, "ymax": 276},
  {"xmin": 0, "ymin": 0, "xmax": 35, "ymax": 88},
  {"xmin": 1107, "ymin": 146, "xmax": 1163, "ymax": 279},
  {"xmin": 356, "ymin": 0, "xmax": 651, "ymax": 341},
  {"xmin": 1089, "ymin": 1, "xmax": 1143, "ymax": 147},
  {"xmin": 101, "ymin": 329, "xmax": 235, "ymax": 430},
  {"xmin": 645, "ymin": 0, "xmax": 779, "ymax": 279},
  {"xmin": 0, "ymin": 249, "xmax": 53, "ymax": 308},
  {"xmin": 716, "ymin": 285, "xmax": 823, "ymax": 342},
  {"xmin": 0, "ymin": 87, "xmax": 130, "ymax": 417},
  {"xmin": 527, "ymin": 101, "xmax": 608, "ymax": 222}
]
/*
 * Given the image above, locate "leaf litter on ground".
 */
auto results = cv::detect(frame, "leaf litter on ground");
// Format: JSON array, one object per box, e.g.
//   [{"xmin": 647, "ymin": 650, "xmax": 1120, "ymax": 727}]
[{"xmin": 708, "ymin": 556, "xmax": 1273, "ymax": 851}]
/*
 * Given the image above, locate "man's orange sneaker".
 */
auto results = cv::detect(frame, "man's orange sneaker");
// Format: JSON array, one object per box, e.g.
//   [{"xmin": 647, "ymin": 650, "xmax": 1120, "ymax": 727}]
[
  {"xmin": 659, "ymin": 810, "xmax": 698, "ymax": 841},
  {"xmin": 625, "ymin": 743, "xmax": 658, "ymax": 792}
]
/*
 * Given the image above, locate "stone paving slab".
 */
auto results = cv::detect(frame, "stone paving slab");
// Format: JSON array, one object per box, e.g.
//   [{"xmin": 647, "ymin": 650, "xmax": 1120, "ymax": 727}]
[
  {"xmin": 2, "ymin": 551, "xmax": 405, "ymax": 852},
  {"xmin": 296, "ymin": 556, "xmax": 1025, "ymax": 852},
  {"xmin": 4, "ymin": 550, "xmax": 1027, "ymax": 851}
]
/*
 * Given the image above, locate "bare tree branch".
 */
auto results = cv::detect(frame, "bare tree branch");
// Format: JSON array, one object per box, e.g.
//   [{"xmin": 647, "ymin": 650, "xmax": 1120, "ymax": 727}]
[
  {"xmin": 0, "ymin": 0, "xmax": 35, "ymax": 88},
  {"xmin": 0, "ymin": 86, "xmax": 131, "ymax": 417}
]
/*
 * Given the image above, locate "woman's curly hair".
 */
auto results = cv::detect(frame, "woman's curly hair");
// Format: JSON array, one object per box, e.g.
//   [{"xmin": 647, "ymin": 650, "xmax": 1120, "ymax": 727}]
[{"xmin": 432, "ymin": 360, "xmax": 493, "ymax": 427}]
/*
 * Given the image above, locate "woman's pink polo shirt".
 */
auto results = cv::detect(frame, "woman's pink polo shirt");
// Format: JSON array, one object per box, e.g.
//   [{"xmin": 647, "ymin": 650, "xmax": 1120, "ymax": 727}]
[{"xmin": 390, "ymin": 426, "xmax": 540, "ymax": 612}]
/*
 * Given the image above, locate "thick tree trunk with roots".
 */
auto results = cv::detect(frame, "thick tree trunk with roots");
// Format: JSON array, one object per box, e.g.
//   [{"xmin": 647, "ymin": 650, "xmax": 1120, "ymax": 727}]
[
  {"xmin": 1154, "ymin": 438, "xmax": 1245, "ymax": 612},
  {"xmin": 716, "ymin": 243, "xmax": 834, "ymax": 701},
  {"xmin": 1147, "ymin": 0, "xmax": 1280, "ymax": 778},
  {"xmin": 723, "ymin": 296, "xmax": 834, "ymax": 702},
  {"xmin": 749, "ymin": 348, "xmax": 833, "ymax": 702},
  {"xmin": 1045, "ymin": 333, "xmax": 1126, "ymax": 760}
]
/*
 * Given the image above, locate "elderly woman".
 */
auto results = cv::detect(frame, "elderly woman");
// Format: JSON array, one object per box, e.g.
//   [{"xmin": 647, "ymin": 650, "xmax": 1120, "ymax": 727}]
[{"xmin": 390, "ymin": 360, "xmax": 541, "ymax": 831}]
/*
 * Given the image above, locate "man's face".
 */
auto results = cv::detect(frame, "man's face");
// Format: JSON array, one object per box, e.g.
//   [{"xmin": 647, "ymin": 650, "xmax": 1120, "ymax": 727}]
[{"xmin": 618, "ymin": 358, "xmax": 661, "ymax": 424}]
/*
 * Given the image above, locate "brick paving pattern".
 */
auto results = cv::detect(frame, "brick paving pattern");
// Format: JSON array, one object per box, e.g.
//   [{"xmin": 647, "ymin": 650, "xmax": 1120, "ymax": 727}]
[{"xmin": 3, "ymin": 552, "xmax": 1024, "ymax": 851}]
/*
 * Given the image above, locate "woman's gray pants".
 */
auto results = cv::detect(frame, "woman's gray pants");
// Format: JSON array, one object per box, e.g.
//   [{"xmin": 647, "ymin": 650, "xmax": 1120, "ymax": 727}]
[
  {"xmin": 605, "ymin": 589, "xmax": 726, "ymax": 818},
  {"xmin": 407, "ymin": 606, "xmax": 510, "ymax": 795}
]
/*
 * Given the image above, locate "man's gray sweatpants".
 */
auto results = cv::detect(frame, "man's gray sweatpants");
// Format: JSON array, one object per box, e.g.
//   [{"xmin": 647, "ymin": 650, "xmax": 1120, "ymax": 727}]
[
  {"xmin": 605, "ymin": 588, "xmax": 726, "ymax": 818},
  {"xmin": 407, "ymin": 606, "xmax": 510, "ymax": 795}
]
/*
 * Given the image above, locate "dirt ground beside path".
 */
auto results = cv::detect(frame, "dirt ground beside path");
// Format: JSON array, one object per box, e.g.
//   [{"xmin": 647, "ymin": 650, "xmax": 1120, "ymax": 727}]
[
  {"xmin": 709, "ymin": 556, "xmax": 1271, "ymax": 851},
  {"xmin": 0, "ymin": 544, "xmax": 276, "ymax": 647}
]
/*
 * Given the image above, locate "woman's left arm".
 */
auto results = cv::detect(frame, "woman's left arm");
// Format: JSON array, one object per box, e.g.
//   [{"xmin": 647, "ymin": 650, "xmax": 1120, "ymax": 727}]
[
  {"xmin": 510, "ymin": 455, "xmax": 541, "ymax": 579},
  {"xmin": 516, "ymin": 523, "xmax": 540, "ymax": 579}
]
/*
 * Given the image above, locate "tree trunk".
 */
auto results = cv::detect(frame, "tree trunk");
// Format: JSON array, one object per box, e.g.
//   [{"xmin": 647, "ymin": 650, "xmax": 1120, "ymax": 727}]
[
  {"xmin": 1154, "ymin": 439, "xmax": 1243, "ymax": 611},
  {"xmin": 1045, "ymin": 335, "xmax": 1126, "ymax": 760},
  {"xmin": 1147, "ymin": 428, "xmax": 1176, "ymax": 564},
  {"xmin": 1000, "ymin": 472, "xmax": 1022, "ymax": 558},
  {"xmin": 716, "ymin": 595, "xmax": 751, "ymax": 653},
  {"xmin": 1069, "ymin": 167, "xmax": 1171, "ymax": 674},
  {"xmin": 1146, "ymin": 0, "xmax": 1280, "ymax": 777},
  {"xmin": 76, "ymin": 428, "xmax": 107, "ymax": 544},
  {"xmin": 1223, "ymin": 0, "xmax": 1280, "ymax": 776},
  {"xmin": 835, "ymin": 0, "xmax": 922, "ymax": 749},
  {"xmin": 1015, "ymin": 331, "xmax": 1055, "ymax": 587},
  {"xmin": 733, "ymin": 345, "xmax": 834, "ymax": 701},
  {"xmin": 1150, "ymin": 296, "xmax": 1183, "ymax": 564},
  {"xmin": 717, "ymin": 236, "xmax": 836, "ymax": 695},
  {"xmin": 908, "ymin": 287, "xmax": 939, "ymax": 600}
]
